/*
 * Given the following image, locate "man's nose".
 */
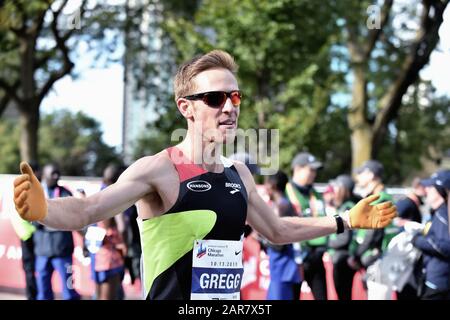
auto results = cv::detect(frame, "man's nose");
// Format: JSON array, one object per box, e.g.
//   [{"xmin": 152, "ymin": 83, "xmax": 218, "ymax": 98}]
[{"xmin": 221, "ymin": 98, "xmax": 235, "ymax": 113}]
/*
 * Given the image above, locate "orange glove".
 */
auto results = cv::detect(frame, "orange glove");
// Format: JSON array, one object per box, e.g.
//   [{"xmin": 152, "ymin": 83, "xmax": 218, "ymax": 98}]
[
  {"xmin": 13, "ymin": 162, "xmax": 47, "ymax": 221},
  {"xmin": 348, "ymin": 194, "xmax": 397, "ymax": 229}
]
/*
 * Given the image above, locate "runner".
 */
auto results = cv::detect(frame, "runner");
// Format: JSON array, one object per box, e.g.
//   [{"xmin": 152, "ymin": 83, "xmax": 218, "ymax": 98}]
[{"xmin": 13, "ymin": 50, "xmax": 397, "ymax": 300}]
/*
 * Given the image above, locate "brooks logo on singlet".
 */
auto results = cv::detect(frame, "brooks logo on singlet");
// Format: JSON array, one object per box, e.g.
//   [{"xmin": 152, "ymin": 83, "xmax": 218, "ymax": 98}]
[{"xmin": 225, "ymin": 182, "xmax": 241, "ymax": 194}]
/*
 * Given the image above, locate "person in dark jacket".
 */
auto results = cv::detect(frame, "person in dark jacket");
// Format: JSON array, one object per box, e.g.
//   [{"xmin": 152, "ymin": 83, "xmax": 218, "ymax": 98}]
[
  {"xmin": 33, "ymin": 163, "xmax": 80, "ymax": 300},
  {"xmin": 327, "ymin": 175, "xmax": 361, "ymax": 300},
  {"xmin": 413, "ymin": 170, "xmax": 450, "ymax": 300},
  {"xmin": 394, "ymin": 177, "xmax": 426, "ymax": 300},
  {"xmin": 264, "ymin": 170, "xmax": 302, "ymax": 300}
]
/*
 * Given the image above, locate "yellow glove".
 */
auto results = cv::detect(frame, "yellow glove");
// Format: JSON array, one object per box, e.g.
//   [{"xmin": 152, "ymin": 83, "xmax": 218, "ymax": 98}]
[
  {"xmin": 348, "ymin": 194, "xmax": 397, "ymax": 229},
  {"xmin": 13, "ymin": 162, "xmax": 48, "ymax": 221}
]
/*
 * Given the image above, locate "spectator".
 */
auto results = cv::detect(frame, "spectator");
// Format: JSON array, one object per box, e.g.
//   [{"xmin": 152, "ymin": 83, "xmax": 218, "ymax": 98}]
[
  {"xmin": 413, "ymin": 170, "xmax": 450, "ymax": 300},
  {"xmin": 351, "ymin": 160, "xmax": 398, "ymax": 271},
  {"xmin": 328, "ymin": 175, "xmax": 361, "ymax": 300},
  {"xmin": 10, "ymin": 162, "xmax": 41, "ymax": 299},
  {"xmin": 285, "ymin": 152, "xmax": 328, "ymax": 300},
  {"xmin": 264, "ymin": 171, "xmax": 302, "ymax": 300},
  {"xmin": 394, "ymin": 177, "xmax": 427, "ymax": 300},
  {"xmin": 323, "ymin": 184, "xmax": 336, "ymax": 216},
  {"xmin": 33, "ymin": 163, "xmax": 80, "ymax": 300},
  {"xmin": 122, "ymin": 205, "xmax": 141, "ymax": 284},
  {"xmin": 396, "ymin": 178, "xmax": 426, "ymax": 225},
  {"xmin": 86, "ymin": 164, "xmax": 127, "ymax": 300}
]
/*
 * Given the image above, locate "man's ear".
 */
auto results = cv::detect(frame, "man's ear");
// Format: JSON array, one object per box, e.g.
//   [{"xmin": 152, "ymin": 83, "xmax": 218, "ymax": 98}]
[{"xmin": 176, "ymin": 98, "xmax": 193, "ymax": 119}]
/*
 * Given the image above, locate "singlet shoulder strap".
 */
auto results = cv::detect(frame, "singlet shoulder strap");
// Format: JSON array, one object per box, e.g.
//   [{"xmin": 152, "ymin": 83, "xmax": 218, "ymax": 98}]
[
  {"xmin": 221, "ymin": 155, "xmax": 249, "ymax": 202},
  {"xmin": 166, "ymin": 146, "xmax": 207, "ymax": 182}
]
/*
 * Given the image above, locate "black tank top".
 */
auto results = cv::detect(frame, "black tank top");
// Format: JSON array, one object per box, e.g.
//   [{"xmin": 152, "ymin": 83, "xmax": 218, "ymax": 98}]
[{"xmin": 140, "ymin": 147, "xmax": 248, "ymax": 300}]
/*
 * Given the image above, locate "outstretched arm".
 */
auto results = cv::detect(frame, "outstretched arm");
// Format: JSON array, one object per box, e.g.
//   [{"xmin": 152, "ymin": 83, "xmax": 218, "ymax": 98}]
[
  {"xmin": 246, "ymin": 189, "xmax": 340, "ymax": 244},
  {"xmin": 234, "ymin": 162, "xmax": 397, "ymax": 245},
  {"xmin": 248, "ymin": 188, "xmax": 396, "ymax": 245},
  {"xmin": 13, "ymin": 157, "xmax": 157, "ymax": 231}
]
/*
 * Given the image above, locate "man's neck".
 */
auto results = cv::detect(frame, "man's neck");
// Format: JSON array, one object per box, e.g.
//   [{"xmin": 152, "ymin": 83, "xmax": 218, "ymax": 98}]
[
  {"xmin": 177, "ymin": 134, "xmax": 224, "ymax": 173},
  {"xmin": 292, "ymin": 174, "xmax": 310, "ymax": 188}
]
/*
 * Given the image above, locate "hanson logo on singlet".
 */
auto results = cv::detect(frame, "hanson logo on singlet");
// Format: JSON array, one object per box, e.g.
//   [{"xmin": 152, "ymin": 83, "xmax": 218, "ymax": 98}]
[{"xmin": 187, "ymin": 180, "xmax": 212, "ymax": 192}]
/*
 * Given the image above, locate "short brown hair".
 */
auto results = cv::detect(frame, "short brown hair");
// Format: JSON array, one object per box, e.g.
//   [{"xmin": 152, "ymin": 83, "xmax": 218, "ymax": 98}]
[{"xmin": 174, "ymin": 50, "xmax": 238, "ymax": 101}]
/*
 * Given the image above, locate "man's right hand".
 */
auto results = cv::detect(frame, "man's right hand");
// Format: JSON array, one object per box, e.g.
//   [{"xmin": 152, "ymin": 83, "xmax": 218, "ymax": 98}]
[{"xmin": 13, "ymin": 162, "xmax": 47, "ymax": 221}]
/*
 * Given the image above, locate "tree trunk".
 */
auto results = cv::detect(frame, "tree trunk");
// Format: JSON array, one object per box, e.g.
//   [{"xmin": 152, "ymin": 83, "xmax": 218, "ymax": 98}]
[
  {"xmin": 19, "ymin": 106, "xmax": 39, "ymax": 163},
  {"xmin": 348, "ymin": 64, "xmax": 372, "ymax": 169},
  {"xmin": 18, "ymin": 33, "xmax": 39, "ymax": 163}
]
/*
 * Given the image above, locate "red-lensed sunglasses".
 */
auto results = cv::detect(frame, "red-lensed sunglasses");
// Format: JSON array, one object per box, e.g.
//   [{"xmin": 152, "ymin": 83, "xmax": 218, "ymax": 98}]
[{"xmin": 183, "ymin": 90, "xmax": 242, "ymax": 108}]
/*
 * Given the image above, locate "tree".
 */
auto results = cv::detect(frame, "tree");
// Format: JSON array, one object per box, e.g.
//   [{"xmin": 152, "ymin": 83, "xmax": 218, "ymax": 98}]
[
  {"xmin": 123, "ymin": 0, "xmax": 200, "ymax": 160},
  {"xmin": 378, "ymin": 80, "xmax": 450, "ymax": 183},
  {"xmin": 0, "ymin": 0, "xmax": 90, "ymax": 163},
  {"xmin": 157, "ymin": 0, "xmax": 348, "ymax": 177},
  {"xmin": 123, "ymin": 0, "xmax": 449, "ymax": 182},
  {"xmin": 342, "ymin": 0, "xmax": 449, "ymax": 169},
  {"xmin": 0, "ymin": 109, "xmax": 121, "ymax": 176},
  {"xmin": 0, "ymin": 0, "xmax": 130, "ymax": 163}
]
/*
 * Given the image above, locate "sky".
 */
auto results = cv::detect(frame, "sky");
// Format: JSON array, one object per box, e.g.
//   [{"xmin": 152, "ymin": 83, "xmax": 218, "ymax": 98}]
[
  {"xmin": 40, "ymin": 6, "xmax": 450, "ymax": 151},
  {"xmin": 41, "ymin": 64, "xmax": 124, "ymax": 149}
]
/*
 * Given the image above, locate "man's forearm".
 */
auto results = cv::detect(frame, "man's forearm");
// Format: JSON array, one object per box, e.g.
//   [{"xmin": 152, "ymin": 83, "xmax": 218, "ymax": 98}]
[
  {"xmin": 41, "ymin": 197, "xmax": 92, "ymax": 230},
  {"xmin": 40, "ymin": 177, "xmax": 149, "ymax": 231},
  {"xmin": 273, "ymin": 216, "xmax": 338, "ymax": 244}
]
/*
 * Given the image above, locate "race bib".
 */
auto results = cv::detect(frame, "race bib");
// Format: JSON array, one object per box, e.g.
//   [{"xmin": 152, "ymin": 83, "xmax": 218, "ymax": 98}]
[
  {"xmin": 191, "ymin": 239, "xmax": 243, "ymax": 300},
  {"xmin": 85, "ymin": 226, "xmax": 107, "ymax": 254}
]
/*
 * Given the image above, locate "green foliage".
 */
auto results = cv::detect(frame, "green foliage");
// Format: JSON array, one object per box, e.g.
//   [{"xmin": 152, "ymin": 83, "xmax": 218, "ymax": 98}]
[
  {"xmin": 150, "ymin": 0, "xmax": 448, "ymax": 183},
  {"xmin": 1, "ymin": 0, "xmax": 443, "ymax": 184},
  {"xmin": 158, "ymin": 0, "xmax": 349, "ymax": 181},
  {"xmin": 379, "ymin": 82, "xmax": 450, "ymax": 183},
  {"xmin": 0, "ymin": 110, "xmax": 121, "ymax": 175},
  {"xmin": 0, "ymin": 119, "xmax": 21, "ymax": 173}
]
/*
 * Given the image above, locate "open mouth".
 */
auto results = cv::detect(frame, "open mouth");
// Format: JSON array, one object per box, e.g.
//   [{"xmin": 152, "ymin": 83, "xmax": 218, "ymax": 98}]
[{"xmin": 219, "ymin": 120, "xmax": 236, "ymax": 126}]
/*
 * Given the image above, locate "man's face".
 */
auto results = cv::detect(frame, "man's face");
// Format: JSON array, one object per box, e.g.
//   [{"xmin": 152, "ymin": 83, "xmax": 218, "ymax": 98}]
[
  {"xmin": 188, "ymin": 68, "xmax": 240, "ymax": 144},
  {"xmin": 332, "ymin": 184, "xmax": 346, "ymax": 204},
  {"xmin": 294, "ymin": 165, "xmax": 317, "ymax": 185},
  {"xmin": 415, "ymin": 184, "xmax": 426, "ymax": 197},
  {"xmin": 42, "ymin": 165, "xmax": 60, "ymax": 188},
  {"xmin": 355, "ymin": 169, "xmax": 374, "ymax": 188},
  {"xmin": 425, "ymin": 186, "xmax": 442, "ymax": 205}
]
